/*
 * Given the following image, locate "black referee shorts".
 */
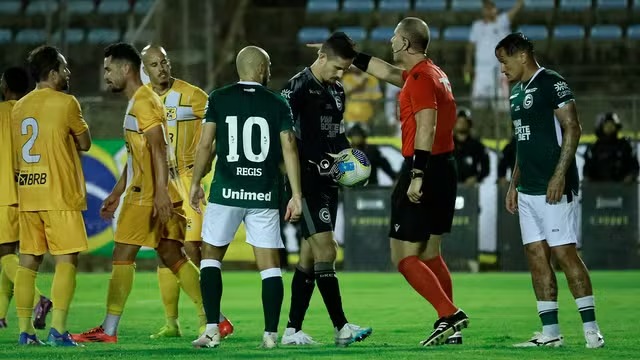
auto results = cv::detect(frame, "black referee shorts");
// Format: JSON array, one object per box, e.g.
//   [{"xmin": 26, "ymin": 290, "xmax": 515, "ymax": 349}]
[
  {"xmin": 300, "ymin": 166, "xmax": 339, "ymax": 239},
  {"xmin": 388, "ymin": 152, "xmax": 457, "ymax": 242}
]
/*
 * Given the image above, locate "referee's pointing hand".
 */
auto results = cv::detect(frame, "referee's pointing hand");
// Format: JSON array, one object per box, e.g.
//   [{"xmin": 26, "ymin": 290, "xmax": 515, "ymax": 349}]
[{"xmin": 407, "ymin": 178, "xmax": 423, "ymax": 203}]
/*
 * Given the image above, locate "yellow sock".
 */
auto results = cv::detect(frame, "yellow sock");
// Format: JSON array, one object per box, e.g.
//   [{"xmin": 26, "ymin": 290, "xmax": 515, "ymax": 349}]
[
  {"xmin": 157, "ymin": 266, "xmax": 180, "ymax": 327},
  {"xmin": 0, "ymin": 254, "xmax": 43, "ymax": 308},
  {"xmin": 106, "ymin": 263, "xmax": 136, "ymax": 316},
  {"xmin": 174, "ymin": 260, "xmax": 206, "ymax": 326},
  {"xmin": 14, "ymin": 266, "xmax": 36, "ymax": 334},
  {"xmin": 0, "ymin": 268, "xmax": 12, "ymax": 319},
  {"xmin": 50, "ymin": 263, "xmax": 77, "ymax": 333}
]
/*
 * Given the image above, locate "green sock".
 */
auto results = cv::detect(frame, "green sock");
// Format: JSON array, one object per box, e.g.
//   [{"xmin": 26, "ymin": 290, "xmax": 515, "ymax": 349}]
[{"xmin": 261, "ymin": 269, "xmax": 283, "ymax": 333}]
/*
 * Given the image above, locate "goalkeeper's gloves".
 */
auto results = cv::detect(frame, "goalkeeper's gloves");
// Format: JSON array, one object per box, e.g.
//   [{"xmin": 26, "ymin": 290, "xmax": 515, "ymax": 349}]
[{"xmin": 308, "ymin": 152, "xmax": 348, "ymax": 181}]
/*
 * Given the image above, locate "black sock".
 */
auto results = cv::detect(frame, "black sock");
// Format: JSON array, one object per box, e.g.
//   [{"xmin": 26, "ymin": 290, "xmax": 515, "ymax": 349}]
[
  {"xmin": 200, "ymin": 266, "xmax": 222, "ymax": 324},
  {"xmin": 262, "ymin": 273, "xmax": 284, "ymax": 333},
  {"xmin": 286, "ymin": 266, "xmax": 315, "ymax": 331},
  {"xmin": 314, "ymin": 262, "xmax": 348, "ymax": 330}
]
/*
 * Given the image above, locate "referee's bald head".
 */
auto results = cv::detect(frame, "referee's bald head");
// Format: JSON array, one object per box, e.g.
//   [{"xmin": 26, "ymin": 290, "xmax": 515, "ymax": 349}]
[{"xmin": 396, "ymin": 17, "xmax": 430, "ymax": 54}]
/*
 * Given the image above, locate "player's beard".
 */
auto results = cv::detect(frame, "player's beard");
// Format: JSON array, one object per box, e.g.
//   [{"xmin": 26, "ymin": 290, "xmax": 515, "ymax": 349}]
[{"xmin": 61, "ymin": 78, "xmax": 69, "ymax": 91}]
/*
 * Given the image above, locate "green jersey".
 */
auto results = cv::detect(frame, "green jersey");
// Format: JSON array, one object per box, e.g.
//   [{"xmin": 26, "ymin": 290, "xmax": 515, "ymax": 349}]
[
  {"xmin": 509, "ymin": 68, "xmax": 579, "ymax": 196},
  {"xmin": 205, "ymin": 81, "xmax": 294, "ymax": 209}
]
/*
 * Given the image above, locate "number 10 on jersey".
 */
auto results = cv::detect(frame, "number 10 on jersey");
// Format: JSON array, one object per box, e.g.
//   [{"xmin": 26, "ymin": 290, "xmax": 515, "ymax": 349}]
[{"xmin": 225, "ymin": 116, "xmax": 270, "ymax": 163}]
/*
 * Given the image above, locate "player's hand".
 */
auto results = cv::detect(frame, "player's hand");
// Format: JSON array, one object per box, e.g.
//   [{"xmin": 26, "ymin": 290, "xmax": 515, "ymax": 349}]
[
  {"xmin": 505, "ymin": 186, "xmax": 518, "ymax": 214},
  {"xmin": 285, "ymin": 194, "xmax": 302, "ymax": 223},
  {"xmin": 153, "ymin": 191, "xmax": 173, "ymax": 224},
  {"xmin": 189, "ymin": 184, "xmax": 206, "ymax": 215},
  {"xmin": 407, "ymin": 178, "xmax": 423, "ymax": 203},
  {"xmin": 546, "ymin": 174, "xmax": 565, "ymax": 204},
  {"xmin": 309, "ymin": 153, "xmax": 346, "ymax": 182},
  {"xmin": 100, "ymin": 193, "xmax": 120, "ymax": 220}
]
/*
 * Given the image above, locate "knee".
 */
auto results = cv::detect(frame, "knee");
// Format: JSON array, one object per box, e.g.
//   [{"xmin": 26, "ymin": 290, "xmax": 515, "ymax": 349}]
[
  {"xmin": 312, "ymin": 242, "xmax": 337, "ymax": 263},
  {"xmin": 19, "ymin": 254, "xmax": 43, "ymax": 271}
]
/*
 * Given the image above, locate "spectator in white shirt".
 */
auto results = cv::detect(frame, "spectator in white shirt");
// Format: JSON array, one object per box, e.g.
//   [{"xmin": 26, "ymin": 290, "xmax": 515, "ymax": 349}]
[{"xmin": 465, "ymin": 0, "xmax": 524, "ymax": 111}]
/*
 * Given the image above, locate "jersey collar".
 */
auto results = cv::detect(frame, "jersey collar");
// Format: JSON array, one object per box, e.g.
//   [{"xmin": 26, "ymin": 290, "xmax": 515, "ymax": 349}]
[
  {"xmin": 520, "ymin": 67, "xmax": 545, "ymax": 91},
  {"xmin": 238, "ymin": 81, "xmax": 262, "ymax": 86}
]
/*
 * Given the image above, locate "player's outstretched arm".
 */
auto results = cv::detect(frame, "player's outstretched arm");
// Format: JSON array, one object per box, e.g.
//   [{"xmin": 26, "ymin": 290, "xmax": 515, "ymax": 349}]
[
  {"xmin": 353, "ymin": 55, "xmax": 405, "ymax": 88},
  {"xmin": 547, "ymin": 101, "xmax": 581, "ymax": 203},
  {"xmin": 280, "ymin": 129, "xmax": 302, "ymax": 222},
  {"xmin": 146, "ymin": 125, "xmax": 173, "ymax": 223},
  {"xmin": 305, "ymin": 44, "xmax": 404, "ymax": 87},
  {"xmin": 191, "ymin": 123, "xmax": 216, "ymax": 213}
]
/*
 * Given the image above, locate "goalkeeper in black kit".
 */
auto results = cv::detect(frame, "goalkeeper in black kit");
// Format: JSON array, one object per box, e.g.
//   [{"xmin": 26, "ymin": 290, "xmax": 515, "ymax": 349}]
[{"xmin": 278, "ymin": 32, "xmax": 373, "ymax": 347}]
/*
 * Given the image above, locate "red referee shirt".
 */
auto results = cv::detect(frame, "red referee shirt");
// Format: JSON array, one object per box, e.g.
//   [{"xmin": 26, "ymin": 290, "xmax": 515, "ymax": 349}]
[{"xmin": 398, "ymin": 59, "xmax": 456, "ymax": 157}]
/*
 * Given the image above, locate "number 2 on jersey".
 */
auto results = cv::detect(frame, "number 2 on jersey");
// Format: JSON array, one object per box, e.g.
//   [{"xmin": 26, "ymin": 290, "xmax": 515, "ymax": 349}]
[
  {"xmin": 21, "ymin": 117, "xmax": 41, "ymax": 163},
  {"xmin": 225, "ymin": 116, "xmax": 270, "ymax": 163}
]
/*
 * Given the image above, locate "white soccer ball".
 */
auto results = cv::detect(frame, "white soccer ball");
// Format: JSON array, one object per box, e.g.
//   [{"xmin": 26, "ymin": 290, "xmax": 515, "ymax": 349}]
[{"xmin": 333, "ymin": 148, "xmax": 371, "ymax": 187}]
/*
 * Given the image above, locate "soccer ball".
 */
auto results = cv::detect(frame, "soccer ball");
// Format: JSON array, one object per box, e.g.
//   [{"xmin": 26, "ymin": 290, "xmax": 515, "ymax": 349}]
[{"xmin": 333, "ymin": 148, "xmax": 371, "ymax": 187}]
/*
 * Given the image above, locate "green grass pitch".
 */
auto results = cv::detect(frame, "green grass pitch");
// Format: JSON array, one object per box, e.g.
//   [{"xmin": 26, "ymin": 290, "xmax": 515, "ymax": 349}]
[{"xmin": 0, "ymin": 271, "xmax": 638, "ymax": 359}]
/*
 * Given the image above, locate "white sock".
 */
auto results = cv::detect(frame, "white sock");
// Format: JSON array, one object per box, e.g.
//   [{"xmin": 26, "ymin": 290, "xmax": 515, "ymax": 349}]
[
  {"xmin": 575, "ymin": 295, "xmax": 599, "ymax": 333},
  {"xmin": 102, "ymin": 314, "xmax": 121, "ymax": 336},
  {"xmin": 219, "ymin": 313, "xmax": 226, "ymax": 322},
  {"xmin": 537, "ymin": 301, "xmax": 561, "ymax": 338},
  {"xmin": 205, "ymin": 323, "xmax": 219, "ymax": 335}
]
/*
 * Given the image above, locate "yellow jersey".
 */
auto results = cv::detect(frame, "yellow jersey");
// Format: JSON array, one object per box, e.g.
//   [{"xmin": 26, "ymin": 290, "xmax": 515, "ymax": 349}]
[
  {"xmin": 12, "ymin": 88, "xmax": 88, "ymax": 211},
  {"xmin": 0, "ymin": 101, "xmax": 18, "ymax": 206},
  {"xmin": 123, "ymin": 85, "xmax": 181, "ymax": 206},
  {"xmin": 149, "ymin": 78, "xmax": 208, "ymax": 175}
]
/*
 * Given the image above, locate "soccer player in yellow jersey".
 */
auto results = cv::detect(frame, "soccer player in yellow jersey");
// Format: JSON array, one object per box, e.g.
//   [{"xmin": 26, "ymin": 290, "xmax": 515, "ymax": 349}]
[
  {"xmin": 72, "ymin": 43, "xmax": 206, "ymax": 344},
  {"xmin": 12, "ymin": 46, "xmax": 92, "ymax": 346},
  {"xmin": 0, "ymin": 67, "xmax": 53, "ymax": 332},
  {"xmin": 141, "ymin": 45, "xmax": 233, "ymax": 339}
]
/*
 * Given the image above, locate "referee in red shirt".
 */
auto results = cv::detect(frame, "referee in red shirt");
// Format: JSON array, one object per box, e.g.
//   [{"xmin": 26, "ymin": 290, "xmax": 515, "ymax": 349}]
[{"xmin": 351, "ymin": 17, "xmax": 469, "ymax": 346}]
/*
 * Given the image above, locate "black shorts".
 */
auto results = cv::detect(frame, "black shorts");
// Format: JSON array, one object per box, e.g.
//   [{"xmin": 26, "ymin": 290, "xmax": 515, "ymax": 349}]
[
  {"xmin": 388, "ymin": 153, "xmax": 457, "ymax": 242},
  {"xmin": 300, "ymin": 166, "xmax": 338, "ymax": 239}
]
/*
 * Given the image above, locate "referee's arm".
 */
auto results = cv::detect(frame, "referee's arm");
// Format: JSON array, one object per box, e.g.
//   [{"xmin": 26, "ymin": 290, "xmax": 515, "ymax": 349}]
[
  {"xmin": 352, "ymin": 55, "xmax": 404, "ymax": 88},
  {"xmin": 413, "ymin": 109, "xmax": 437, "ymax": 164}
]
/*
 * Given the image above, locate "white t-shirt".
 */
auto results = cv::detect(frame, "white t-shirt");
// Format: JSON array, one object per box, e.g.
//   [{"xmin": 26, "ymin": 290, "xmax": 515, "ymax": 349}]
[{"xmin": 470, "ymin": 13, "xmax": 511, "ymax": 72}]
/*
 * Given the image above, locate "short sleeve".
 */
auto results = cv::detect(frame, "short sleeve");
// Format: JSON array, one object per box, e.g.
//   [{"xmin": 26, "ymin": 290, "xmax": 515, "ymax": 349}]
[
  {"xmin": 203, "ymin": 94, "xmax": 217, "ymax": 124},
  {"xmin": 136, "ymin": 95, "xmax": 165, "ymax": 132},
  {"xmin": 497, "ymin": 12, "xmax": 510, "ymax": 30},
  {"xmin": 469, "ymin": 21, "xmax": 479, "ymax": 43},
  {"xmin": 191, "ymin": 86, "xmax": 209, "ymax": 119},
  {"xmin": 406, "ymin": 72, "xmax": 437, "ymax": 113},
  {"xmin": 280, "ymin": 80, "xmax": 297, "ymax": 108},
  {"xmin": 279, "ymin": 99, "xmax": 294, "ymax": 133},
  {"xmin": 67, "ymin": 96, "xmax": 89, "ymax": 136},
  {"xmin": 547, "ymin": 74, "xmax": 575, "ymax": 109}
]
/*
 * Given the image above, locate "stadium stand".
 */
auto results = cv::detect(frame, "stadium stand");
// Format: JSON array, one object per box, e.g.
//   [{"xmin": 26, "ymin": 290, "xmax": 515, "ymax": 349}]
[
  {"xmin": 297, "ymin": 26, "xmax": 331, "ymax": 43},
  {"xmin": 379, "ymin": 0, "xmax": 410, "ymax": 12},
  {"xmin": 336, "ymin": 26, "xmax": 367, "ymax": 42},
  {"xmin": 25, "ymin": 0, "xmax": 59, "ymax": 15},
  {"xmin": 414, "ymin": 0, "xmax": 447, "ymax": 11},
  {"xmin": 87, "ymin": 28, "xmax": 121, "ymax": 44},
  {"xmin": 52, "ymin": 28, "xmax": 85, "ymax": 44},
  {"xmin": 306, "ymin": 0, "xmax": 339, "ymax": 13},
  {"xmin": 97, "ymin": 0, "xmax": 130, "ymax": 15},
  {"xmin": 342, "ymin": 0, "xmax": 375, "ymax": 13},
  {"xmin": 67, "ymin": 0, "xmax": 96, "ymax": 15}
]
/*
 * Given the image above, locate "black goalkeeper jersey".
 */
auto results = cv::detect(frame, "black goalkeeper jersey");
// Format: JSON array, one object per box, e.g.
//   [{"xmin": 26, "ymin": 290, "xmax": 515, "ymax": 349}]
[{"xmin": 280, "ymin": 68, "xmax": 350, "ymax": 167}]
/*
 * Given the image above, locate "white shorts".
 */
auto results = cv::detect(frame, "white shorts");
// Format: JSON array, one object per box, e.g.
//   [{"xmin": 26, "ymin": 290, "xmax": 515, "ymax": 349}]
[
  {"xmin": 202, "ymin": 203, "xmax": 283, "ymax": 249},
  {"xmin": 518, "ymin": 192, "xmax": 578, "ymax": 247}
]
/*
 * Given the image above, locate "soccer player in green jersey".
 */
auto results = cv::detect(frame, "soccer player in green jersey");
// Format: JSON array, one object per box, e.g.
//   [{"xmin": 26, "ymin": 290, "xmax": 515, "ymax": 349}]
[
  {"xmin": 189, "ymin": 46, "xmax": 302, "ymax": 349},
  {"xmin": 495, "ymin": 33, "xmax": 604, "ymax": 349}
]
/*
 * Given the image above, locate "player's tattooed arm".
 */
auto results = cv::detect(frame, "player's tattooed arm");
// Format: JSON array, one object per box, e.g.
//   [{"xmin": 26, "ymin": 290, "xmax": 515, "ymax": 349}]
[{"xmin": 553, "ymin": 101, "xmax": 582, "ymax": 178}]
